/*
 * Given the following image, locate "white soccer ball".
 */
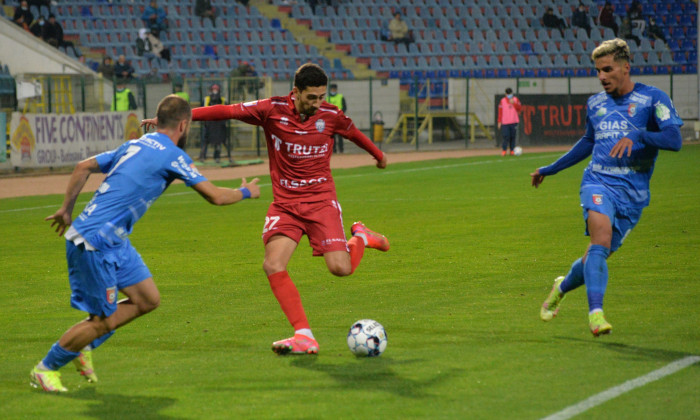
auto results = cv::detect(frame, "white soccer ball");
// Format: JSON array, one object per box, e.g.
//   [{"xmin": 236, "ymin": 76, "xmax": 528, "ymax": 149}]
[
  {"xmin": 513, "ymin": 146, "xmax": 523, "ymax": 156},
  {"xmin": 347, "ymin": 319, "xmax": 387, "ymax": 357}
]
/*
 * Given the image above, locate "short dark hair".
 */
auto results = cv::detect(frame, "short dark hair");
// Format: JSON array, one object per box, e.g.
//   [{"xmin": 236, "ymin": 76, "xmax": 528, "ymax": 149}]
[
  {"xmin": 505, "ymin": 87, "xmax": 513, "ymax": 94},
  {"xmin": 156, "ymin": 95, "xmax": 191, "ymax": 129},
  {"xmin": 330, "ymin": 83, "xmax": 338, "ymax": 89},
  {"xmin": 294, "ymin": 63, "xmax": 328, "ymax": 92}
]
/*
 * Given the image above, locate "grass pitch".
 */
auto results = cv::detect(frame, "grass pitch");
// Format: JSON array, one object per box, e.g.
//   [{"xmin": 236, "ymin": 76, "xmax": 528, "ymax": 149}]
[{"xmin": 1, "ymin": 145, "xmax": 698, "ymax": 419}]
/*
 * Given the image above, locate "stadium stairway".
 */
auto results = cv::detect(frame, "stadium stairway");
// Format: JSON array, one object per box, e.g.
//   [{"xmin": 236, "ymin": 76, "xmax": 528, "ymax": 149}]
[{"xmin": 256, "ymin": 2, "xmax": 376, "ymax": 79}]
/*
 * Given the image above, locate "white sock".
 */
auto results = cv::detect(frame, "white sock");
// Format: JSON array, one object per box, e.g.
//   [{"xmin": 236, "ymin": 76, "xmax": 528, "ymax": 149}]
[
  {"xmin": 295, "ymin": 329, "xmax": 314, "ymax": 339},
  {"xmin": 37, "ymin": 361, "xmax": 50, "ymax": 371}
]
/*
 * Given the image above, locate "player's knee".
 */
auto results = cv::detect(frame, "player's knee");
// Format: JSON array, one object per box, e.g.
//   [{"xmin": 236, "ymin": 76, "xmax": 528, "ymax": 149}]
[
  {"xmin": 138, "ymin": 293, "xmax": 160, "ymax": 314},
  {"xmin": 262, "ymin": 259, "xmax": 285, "ymax": 276},
  {"xmin": 328, "ymin": 263, "xmax": 352, "ymax": 277}
]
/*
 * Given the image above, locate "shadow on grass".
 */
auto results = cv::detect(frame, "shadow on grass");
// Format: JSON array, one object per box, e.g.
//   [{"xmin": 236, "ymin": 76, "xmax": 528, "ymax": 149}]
[
  {"xmin": 290, "ymin": 357, "xmax": 462, "ymax": 399},
  {"xmin": 66, "ymin": 387, "xmax": 184, "ymax": 420},
  {"xmin": 555, "ymin": 336, "xmax": 699, "ymax": 363}
]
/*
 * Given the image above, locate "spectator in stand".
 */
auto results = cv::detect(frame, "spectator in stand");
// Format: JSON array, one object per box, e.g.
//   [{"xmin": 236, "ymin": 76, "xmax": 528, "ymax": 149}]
[
  {"xmin": 542, "ymin": 6, "xmax": 567, "ymax": 38},
  {"xmin": 307, "ymin": 0, "xmax": 330, "ymax": 15},
  {"xmin": 627, "ymin": 1, "xmax": 646, "ymax": 35},
  {"xmin": 619, "ymin": 17, "xmax": 641, "ymax": 47},
  {"xmin": 97, "ymin": 56, "xmax": 116, "ymax": 81},
  {"xmin": 114, "ymin": 55, "xmax": 135, "ymax": 81},
  {"xmin": 598, "ymin": 2, "xmax": 618, "ymax": 36},
  {"xmin": 236, "ymin": 0, "xmax": 250, "ymax": 6},
  {"xmin": 13, "ymin": 1, "xmax": 34, "ymax": 31},
  {"xmin": 195, "ymin": 0, "xmax": 217, "ymax": 28},
  {"xmin": 571, "ymin": 3, "xmax": 592, "ymax": 38},
  {"xmin": 136, "ymin": 28, "xmax": 171, "ymax": 63},
  {"xmin": 388, "ymin": 12, "xmax": 413, "ymax": 47},
  {"xmin": 141, "ymin": 0, "xmax": 168, "ymax": 35},
  {"xmin": 232, "ymin": 61, "xmax": 261, "ymax": 98},
  {"xmin": 647, "ymin": 17, "xmax": 667, "ymax": 46},
  {"xmin": 45, "ymin": 14, "xmax": 81, "ymax": 57},
  {"xmin": 30, "ymin": 15, "xmax": 47, "ymax": 38}
]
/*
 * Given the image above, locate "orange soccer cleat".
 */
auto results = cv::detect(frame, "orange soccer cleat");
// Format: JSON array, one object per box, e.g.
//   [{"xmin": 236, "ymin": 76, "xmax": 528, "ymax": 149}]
[{"xmin": 351, "ymin": 222, "xmax": 390, "ymax": 252}]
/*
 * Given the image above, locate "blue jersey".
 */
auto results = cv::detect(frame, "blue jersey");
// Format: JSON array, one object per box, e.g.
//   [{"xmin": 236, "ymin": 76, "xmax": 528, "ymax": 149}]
[
  {"xmin": 541, "ymin": 83, "xmax": 683, "ymax": 209},
  {"xmin": 72, "ymin": 132, "xmax": 207, "ymax": 250}
]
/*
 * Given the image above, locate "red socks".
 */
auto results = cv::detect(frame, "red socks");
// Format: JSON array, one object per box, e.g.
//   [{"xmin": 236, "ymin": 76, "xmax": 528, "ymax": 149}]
[
  {"xmin": 267, "ymin": 271, "xmax": 310, "ymax": 330},
  {"xmin": 348, "ymin": 236, "xmax": 365, "ymax": 274}
]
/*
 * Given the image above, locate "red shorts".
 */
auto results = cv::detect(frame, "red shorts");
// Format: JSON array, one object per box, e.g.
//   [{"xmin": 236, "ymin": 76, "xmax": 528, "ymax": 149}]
[{"xmin": 262, "ymin": 200, "xmax": 349, "ymax": 256}]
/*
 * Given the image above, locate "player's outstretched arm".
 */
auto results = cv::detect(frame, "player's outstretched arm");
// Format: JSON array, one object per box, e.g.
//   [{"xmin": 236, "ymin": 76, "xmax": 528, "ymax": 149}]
[
  {"xmin": 45, "ymin": 157, "xmax": 101, "ymax": 236},
  {"xmin": 530, "ymin": 168, "xmax": 545, "ymax": 188},
  {"xmin": 192, "ymin": 177, "xmax": 261, "ymax": 206}
]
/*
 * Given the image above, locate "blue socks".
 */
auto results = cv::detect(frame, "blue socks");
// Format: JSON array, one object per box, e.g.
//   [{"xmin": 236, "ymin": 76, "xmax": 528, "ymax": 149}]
[
  {"xmin": 90, "ymin": 331, "xmax": 115, "ymax": 350},
  {"xmin": 559, "ymin": 258, "xmax": 584, "ymax": 294},
  {"xmin": 42, "ymin": 342, "xmax": 81, "ymax": 370},
  {"xmin": 584, "ymin": 244, "xmax": 611, "ymax": 312}
]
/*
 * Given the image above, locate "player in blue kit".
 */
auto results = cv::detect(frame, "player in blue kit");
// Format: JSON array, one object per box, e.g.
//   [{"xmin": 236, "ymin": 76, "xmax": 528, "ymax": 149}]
[
  {"xmin": 30, "ymin": 95, "xmax": 260, "ymax": 392},
  {"xmin": 531, "ymin": 39, "xmax": 683, "ymax": 336}
]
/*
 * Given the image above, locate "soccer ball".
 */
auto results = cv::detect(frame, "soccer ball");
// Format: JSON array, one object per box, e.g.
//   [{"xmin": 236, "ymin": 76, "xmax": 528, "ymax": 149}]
[
  {"xmin": 513, "ymin": 146, "xmax": 523, "ymax": 156},
  {"xmin": 347, "ymin": 319, "xmax": 387, "ymax": 357}
]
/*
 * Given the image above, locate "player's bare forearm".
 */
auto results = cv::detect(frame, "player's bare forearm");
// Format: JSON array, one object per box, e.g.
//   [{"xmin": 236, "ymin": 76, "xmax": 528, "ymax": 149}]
[
  {"xmin": 193, "ymin": 178, "xmax": 261, "ymax": 206},
  {"xmin": 46, "ymin": 157, "xmax": 100, "ymax": 235}
]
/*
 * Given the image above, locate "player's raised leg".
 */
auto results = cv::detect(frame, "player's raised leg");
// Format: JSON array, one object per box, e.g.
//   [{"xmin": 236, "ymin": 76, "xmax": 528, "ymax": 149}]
[
  {"xmin": 351, "ymin": 222, "xmax": 390, "ymax": 252},
  {"xmin": 540, "ymin": 257, "xmax": 585, "ymax": 321},
  {"xmin": 264, "ymin": 235, "xmax": 318, "ymax": 355}
]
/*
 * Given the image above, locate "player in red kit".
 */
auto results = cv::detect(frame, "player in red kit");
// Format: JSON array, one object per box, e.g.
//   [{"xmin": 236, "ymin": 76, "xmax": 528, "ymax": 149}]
[{"xmin": 142, "ymin": 64, "xmax": 389, "ymax": 355}]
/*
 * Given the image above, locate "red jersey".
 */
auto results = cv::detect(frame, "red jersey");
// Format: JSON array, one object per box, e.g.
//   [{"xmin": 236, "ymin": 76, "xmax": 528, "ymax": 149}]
[{"xmin": 192, "ymin": 92, "xmax": 384, "ymax": 203}]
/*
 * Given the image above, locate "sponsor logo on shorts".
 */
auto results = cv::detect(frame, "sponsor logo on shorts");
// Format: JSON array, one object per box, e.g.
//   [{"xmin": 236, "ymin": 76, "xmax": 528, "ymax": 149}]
[
  {"xmin": 592, "ymin": 194, "xmax": 603, "ymax": 205},
  {"xmin": 321, "ymin": 238, "xmax": 346, "ymax": 247},
  {"xmin": 280, "ymin": 177, "xmax": 328, "ymax": 188},
  {"xmin": 106, "ymin": 286, "xmax": 117, "ymax": 304}
]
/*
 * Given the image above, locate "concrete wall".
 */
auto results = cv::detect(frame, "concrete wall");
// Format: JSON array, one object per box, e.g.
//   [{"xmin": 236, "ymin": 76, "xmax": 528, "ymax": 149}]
[{"xmin": 0, "ymin": 18, "xmax": 94, "ymax": 75}]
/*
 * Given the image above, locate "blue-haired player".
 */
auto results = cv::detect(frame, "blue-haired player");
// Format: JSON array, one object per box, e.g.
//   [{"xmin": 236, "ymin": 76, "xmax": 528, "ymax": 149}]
[
  {"xmin": 31, "ymin": 95, "xmax": 261, "ymax": 392},
  {"xmin": 531, "ymin": 39, "xmax": 683, "ymax": 336}
]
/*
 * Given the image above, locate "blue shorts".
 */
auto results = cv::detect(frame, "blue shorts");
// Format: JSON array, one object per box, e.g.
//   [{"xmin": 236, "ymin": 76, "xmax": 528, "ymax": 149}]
[
  {"xmin": 580, "ymin": 185, "xmax": 643, "ymax": 252},
  {"xmin": 66, "ymin": 239, "xmax": 152, "ymax": 317}
]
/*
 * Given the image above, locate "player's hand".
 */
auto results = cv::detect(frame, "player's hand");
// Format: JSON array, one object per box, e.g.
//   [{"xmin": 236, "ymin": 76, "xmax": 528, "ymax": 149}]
[
  {"xmin": 140, "ymin": 117, "xmax": 158, "ymax": 131},
  {"xmin": 530, "ymin": 169, "xmax": 545, "ymax": 188},
  {"xmin": 45, "ymin": 210, "xmax": 72, "ymax": 236},
  {"xmin": 241, "ymin": 177, "xmax": 261, "ymax": 199},
  {"xmin": 610, "ymin": 137, "xmax": 633, "ymax": 158},
  {"xmin": 497, "ymin": 123, "xmax": 501, "ymax": 130},
  {"xmin": 376, "ymin": 154, "xmax": 388, "ymax": 169}
]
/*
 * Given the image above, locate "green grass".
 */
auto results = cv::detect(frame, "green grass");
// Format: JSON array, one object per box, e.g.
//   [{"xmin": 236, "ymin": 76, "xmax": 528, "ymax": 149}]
[{"xmin": 1, "ymin": 145, "xmax": 699, "ymax": 419}]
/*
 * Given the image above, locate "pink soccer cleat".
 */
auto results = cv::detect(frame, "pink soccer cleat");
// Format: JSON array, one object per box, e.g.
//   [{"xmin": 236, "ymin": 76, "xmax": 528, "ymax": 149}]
[
  {"xmin": 272, "ymin": 334, "xmax": 319, "ymax": 355},
  {"xmin": 351, "ymin": 222, "xmax": 390, "ymax": 252}
]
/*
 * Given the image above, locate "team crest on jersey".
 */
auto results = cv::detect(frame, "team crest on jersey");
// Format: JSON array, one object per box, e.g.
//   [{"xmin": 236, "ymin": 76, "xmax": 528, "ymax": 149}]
[
  {"xmin": 592, "ymin": 194, "xmax": 603, "ymax": 205},
  {"xmin": 106, "ymin": 286, "xmax": 117, "ymax": 304},
  {"xmin": 628, "ymin": 103, "xmax": 637, "ymax": 117},
  {"xmin": 315, "ymin": 119, "xmax": 325, "ymax": 133}
]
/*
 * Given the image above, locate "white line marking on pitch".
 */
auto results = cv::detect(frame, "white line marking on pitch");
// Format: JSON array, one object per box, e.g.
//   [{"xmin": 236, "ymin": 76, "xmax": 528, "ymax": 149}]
[
  {"xmin": 0, "ymin": 155, "xmax": 551, "ymax": 214},
  {"xmin": 542, "ymin": 355, "xmax": 700, "ymax": 420}
]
